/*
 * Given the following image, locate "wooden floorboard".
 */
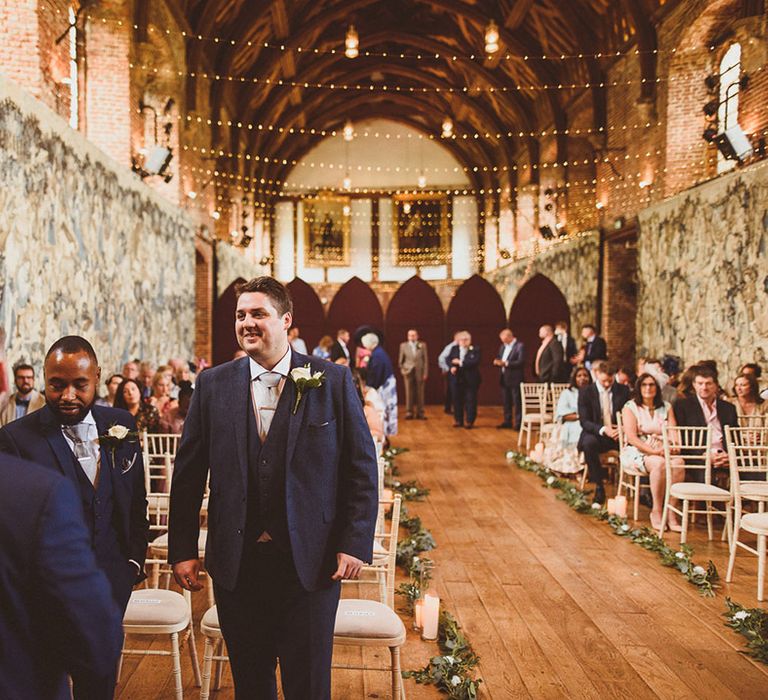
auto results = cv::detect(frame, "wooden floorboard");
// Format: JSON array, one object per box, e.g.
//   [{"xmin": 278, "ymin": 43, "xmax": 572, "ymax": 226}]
[{"xmin": 116, "ymin": 406, "xmax": 768, "ymax": 699}]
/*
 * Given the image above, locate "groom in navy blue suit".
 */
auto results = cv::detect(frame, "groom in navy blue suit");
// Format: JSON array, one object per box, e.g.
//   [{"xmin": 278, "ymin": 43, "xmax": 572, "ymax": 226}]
[
  {"xmin": 0, "ymin": 336, "xmax": 149, "ymax": 700},
  {"xmin": 169, "ymin": 276, "xmax": 378, "ymax": 700}
]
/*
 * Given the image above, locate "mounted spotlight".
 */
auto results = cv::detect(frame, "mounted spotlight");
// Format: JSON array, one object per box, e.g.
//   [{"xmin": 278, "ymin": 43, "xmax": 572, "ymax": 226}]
[
  {"xmin": 343, "ymin": 119, "xmax": 354, "ymax": 141},
  {"xmin": 704, "ymin": 75, "xmax": 719, "ymax": 92},
  {"xmin": 702, "ymin": 99, "xmax": 719, "ymax": 117},
  {"xmin": 539, "ymin": 225, "xmax": 555, "ymax": 240},
  {"xmin": 714, "ymin": 124, "xmax": 754, "ymax": 161},
  {"xmin": 441, "ymin": 117, "xmax": 453, "ymax": 138},
  {"xmin": 499, "ymin": 248, "xmax": 512, "ymax": 260},
  {"xmin": 345, "ymin": 25, "xmax": 359, "ymax": 59},
  {"xmin": 484, "ymin": 20, "xmax": 500, "ymax": 54},
  {"xmin": 702, "ymin": 126, "xmax": 719, "ymax": 142},
  {"xmin": 259, "ymin": 255, "xmax": 274, "ymax": 266}
]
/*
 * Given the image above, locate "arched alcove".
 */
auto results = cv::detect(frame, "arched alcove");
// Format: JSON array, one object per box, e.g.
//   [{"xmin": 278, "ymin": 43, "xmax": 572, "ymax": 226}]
[
  {"xmin": 384, "ymin": 276, "xmax": 445, "ymax": 404},
  {"xmin": 212, "ymin": 277, "xmax": 246, "ymax": 366},
  {"xmin": 446, "ymin": 274, "xmax": 506, "ymax": 405},
  {"xmin": 327, "ymin": 277, "xmax": 384, "ymax": 359},
  {"xmin": 508, "ymin": 274, "xmax": 571, "ymax": 382},
  {"xmin": 287, "ymin": 278, "xmax": 326, "ymax": 353}
]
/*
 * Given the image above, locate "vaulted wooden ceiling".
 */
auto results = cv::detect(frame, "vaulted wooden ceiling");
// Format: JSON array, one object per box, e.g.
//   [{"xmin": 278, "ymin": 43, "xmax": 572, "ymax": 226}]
[{"xmin": 164, "ymin": 0, "xmax": 671, "ymax": 202}]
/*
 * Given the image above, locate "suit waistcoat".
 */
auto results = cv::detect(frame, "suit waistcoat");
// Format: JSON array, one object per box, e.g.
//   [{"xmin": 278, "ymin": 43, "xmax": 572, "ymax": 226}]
[
  {"xmin": 71, "ymin": 450, "xmax": 122, "ymax": 564},
  {"xmin": 245, "ymin": 386, "xmax": 291, "ymax": 551}
]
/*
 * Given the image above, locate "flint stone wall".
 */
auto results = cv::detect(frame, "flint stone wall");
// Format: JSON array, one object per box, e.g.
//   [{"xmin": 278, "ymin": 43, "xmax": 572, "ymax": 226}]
[
  {"xmin": 484, "ymin": 232, "xmax": 600, "ymax": 331},
  {"xmin": 0, "ymin": 74, "xmax": 195, "ymax": 377},
  {"xmin": 637, "ymin": 160, "xmax": 768, "ymax": 379}
]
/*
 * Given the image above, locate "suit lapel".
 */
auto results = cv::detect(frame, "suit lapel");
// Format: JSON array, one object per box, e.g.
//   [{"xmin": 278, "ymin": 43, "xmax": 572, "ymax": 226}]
[
  {"xmin": 39, "ymin": 406, "xmax": 79, "ymax": 483},
  {"xmin": 231, "ymin": 358, "xmax": 252, "ymax": 490},
  {"xmin": 286, "ymin": 351, "xmax": 309, "ymax": 469}
]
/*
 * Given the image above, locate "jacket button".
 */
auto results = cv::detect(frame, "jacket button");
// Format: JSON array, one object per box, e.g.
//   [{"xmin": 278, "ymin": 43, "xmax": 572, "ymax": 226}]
[
  {"xmin": 237, "ymin": 528, "xmax": 243, "ymax": 535},
  {"xmin": 241, "ymin": 497, "xmax": 246, "ymax": 503},
  {"xmin": 262, "ymin": 458, "xmax": 267, "ymax": 464}
]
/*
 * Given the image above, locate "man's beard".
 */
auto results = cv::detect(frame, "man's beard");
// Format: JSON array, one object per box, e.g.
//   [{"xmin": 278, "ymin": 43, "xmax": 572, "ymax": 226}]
[
  {"xmin": 16, "ymin": 385, "xmax": 33, "ymax": 396},
  {"xmin": 51, "ymin": 399, "xmax": 94, "ymax": 426}
]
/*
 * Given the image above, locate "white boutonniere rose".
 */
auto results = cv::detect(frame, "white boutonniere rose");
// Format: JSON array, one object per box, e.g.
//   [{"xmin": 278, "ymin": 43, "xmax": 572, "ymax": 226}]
[
  {"xmin": 108, "ymin": 424, "xmax": 130, "ymax": 440},
  {"xmin": 290, "ymin": 364, "xmax": 325, "ymax": 414},
  {"xmin": 98, "ymin": 423, "xmax": 140, "ymax": 472}
]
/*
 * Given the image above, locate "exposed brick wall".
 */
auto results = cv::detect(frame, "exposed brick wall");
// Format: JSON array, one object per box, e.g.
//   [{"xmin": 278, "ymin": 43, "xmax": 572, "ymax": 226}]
[
  {"xmin": 0, "ymin": 1, "xmax": 42, "ymax": 99},
  {"xmin": 194, "ymin": 238, "xmax": 214, "ymax": 363},
  {"xmin": 602, "ymin": 229, "xmax": 638, "ymax": 368}
]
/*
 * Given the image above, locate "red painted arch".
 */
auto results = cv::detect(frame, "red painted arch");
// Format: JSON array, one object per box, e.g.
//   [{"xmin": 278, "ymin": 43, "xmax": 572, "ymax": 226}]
[
  {"xmin": 287, "ymin": 278, "xmax": 327, "ymax": 354},
  {"xmin": 327, "ymin": 277, "xmax": 385, "ymax": 360},
  {"xmin": 212, "ymin": 277, "xmax": 247, "ymax": 366}
]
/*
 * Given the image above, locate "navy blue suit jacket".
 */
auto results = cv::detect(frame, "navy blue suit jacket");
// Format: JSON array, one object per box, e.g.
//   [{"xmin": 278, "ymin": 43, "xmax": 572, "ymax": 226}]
[
  {"xmin": 0, "ymin": 454, "xmax": 123, "ymax": 700},
  {"xmin": 577, "ymin": 382, "xmax": 631, "ymax": 447},
  {"xmin": 168, "ymin": 352, "xmax": 378, "ymax": 592},
  {"xmin": 497, "ymin": 341, "xmax": 525, "ymax": 387},
  {"xmin": 448, "ymin": 345, "xmax": 482, "ymax": 388},
  {"xmin": 0, "ymin": 404, "xmax": 149, "ymax": 573}
]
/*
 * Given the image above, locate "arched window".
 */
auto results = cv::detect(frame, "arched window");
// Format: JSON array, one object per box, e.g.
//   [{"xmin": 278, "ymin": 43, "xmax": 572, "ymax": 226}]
[
  {"xmin": 717, "ymin": 42, "xmax": 741, "ymax": 173},
  {"xmin": 62, "ymin": 6, "xmax": 79, "ymax": 129}
]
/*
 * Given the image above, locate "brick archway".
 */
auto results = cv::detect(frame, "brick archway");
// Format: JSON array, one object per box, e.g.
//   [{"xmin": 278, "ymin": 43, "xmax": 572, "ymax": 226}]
[
  {"xmin": 287, "ymin": 278, "xmax": 326, "ymax": 353},
  {"xmin": 212, "ymin": 277, "xmax": 246, "ymax": 366},
  {"xmin": 327, "ymin": 278, "xmax": 384, "ymax": 362}
]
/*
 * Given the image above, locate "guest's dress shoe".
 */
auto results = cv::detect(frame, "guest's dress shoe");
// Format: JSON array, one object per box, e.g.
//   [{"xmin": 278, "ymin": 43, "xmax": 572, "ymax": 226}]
[
  {"xmin": 417, "ymin": 415, "xmax": 427, "ymax": 420},
  {"xmin": 496, "ymin": 423, "xmax": 513, "ymax": 430},
  {"xmin": 453, "ymin": 422, "xmax": 464, "ymax": 428},
  {"xmin": 593, "ymin": 484, "xmax": 606, "ymax": 505},
  {"xmin": 405, "ymin": 414, "xmax": 414, "ymax": 420},
  {"xmin": 464, "ymin": 424, "xmax": 474, "ymax": 430}
]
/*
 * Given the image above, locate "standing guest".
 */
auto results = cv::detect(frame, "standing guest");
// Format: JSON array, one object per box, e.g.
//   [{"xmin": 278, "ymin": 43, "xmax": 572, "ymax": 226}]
[
  {"xmin": 0, "ymin": 453, "xmax": 124, "ymax": 700},
  {"xmin": 448, "ymin": 331, "xmax": 481, "ymax": 429},
  {"xmin": 160, "ymin": 382, "xmax": 194, "ymax": 434},
  {"xmin": 169, "ymin": 276, "xmax": 377, "ymax": 700},
  {"xmin": 493, "ymin": 328, "xmax": 524, "ymax": 430},
  {"xmin": 150, "ymin": 370, "xmax": 178, "ymax": 419},
  {"xmin": 544, "ymin": 365, "xmax": 592, "ymax": 474},
  {"xmin": 577, "ymin": 361, "xmax": 631, "ymax": 504},
  {"xmin": 577, "ymin": 324, "xmax": 607, "ymax": 370},
  {"xmin": 288, "ymin": 326, "xmax": 308, "ymax": 355},
  {"xmin": 138, "ymin": 360, "xmax": 155, "ymax": 400},
  {"xmin": 398, "ymin": 329, "xmax": 428, "ymax": 420},
  {"xmin": 122, "ymin": 360, "xmax": 139, "ymax": 380},
  {"xmin": 94, "ymin": 373, "xmax": 123, "ymax": 407},
  {"xmin": 554, "ymin": 321, "xmax": 578, "ymax": 381},
  {"xmin": 330, "ymin": 329, "xmax": 354, "ymax": 368},
  {"xmin": 535, "ymin": 324, "xmax": 564, "ymax": 382},
  {"xmin": 729, "ymin": 373, "xmax": 767, "ymax": 419},
  {"xmin": 114, "ymin": 378, "xmax": 161, "ymax": 433},
  {"xmin": 0, "ymin": 363, "xmax": 46, "ymax": 426},
  {"xmin": 0, "ymin": 336, "xmax": 148, "ymax": 700},
  {"xmin": 438, "ymin": 332, "xmax": 460, "ymax": 415},
  {"xmin": 621, "ymin": 373, "xmax": 684, "ymax": 531},
  {"xmin": 362, "ymin": 333, "xmax": 398, "ymax": 436},
  {"xmin": 312, "ymin": 335, "xmax": 334, "ymax": 361},
  {"xmin": 673, "ymin": 365, "xmax": 738, "ymax": 476}
]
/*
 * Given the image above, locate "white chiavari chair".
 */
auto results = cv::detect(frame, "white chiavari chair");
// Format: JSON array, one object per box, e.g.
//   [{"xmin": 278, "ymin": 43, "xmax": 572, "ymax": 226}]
[
  {"xmin": 518, "ymin": 383, "xmax": 550, "ymax": 451},
  {"xmin": 540, "ymin": 383, "xmax": 571, "ymax": 442},
  {"xmin": 660, "ymin": 425, "xmax": 733, "ymax": 544},
  {"xmin": 725, "ymin": 426, "xmax": 768, "ymax": 600},
  {"xmin": 738, "ymin": 413, "xmax": 768, "ymax": 428},
  {"xmin": 616, "ymin": 412, "xmax": 652, "ymax": 521}
]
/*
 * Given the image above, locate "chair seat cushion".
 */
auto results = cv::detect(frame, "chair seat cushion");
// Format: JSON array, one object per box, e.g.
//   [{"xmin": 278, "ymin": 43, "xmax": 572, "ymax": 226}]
[
  {"xmin": 670, "ymin": 482, "xmax": 731, "ymax": 500},
  {"xmin": 740, "ymin": 482, "xmax": 768, "ymax": 500},
  {"xmin": 741, "ymin": 512, "xmax": 768, "ymax": 535},
  {"xmin": 523, "ymin": 413, "xmax": 551, "ymax": 422},
  {"xmin": 334, "ymin": 599, "xmax": 405, "ymax": 641},
  {"xmin": 124, "ymin": 590, "xmax": 189, "ymax": 631},
  {"xmin": 151, "ymin": 529, "xmax": 207, "ymax": 554},
  {"xmin": 201, "ymin": 605, "xmax": 222, "ymax": 637}
]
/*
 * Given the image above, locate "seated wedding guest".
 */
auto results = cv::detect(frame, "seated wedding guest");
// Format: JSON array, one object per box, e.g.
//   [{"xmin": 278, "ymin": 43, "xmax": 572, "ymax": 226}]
[
  {"xmin": 616, "ymin": 366, "xmax": 635, "ymax": 387},
  {"xmin": 149, "ymin": 369, "xmax": 177, "ymax": 419},
  {"xmin": 352, "ymin": 371, "xmax": 384, "ymax": 442},
  {"xmin": 673, "ymin": 365, "xmax": 738, "ymax": 475},
  {"xmin": 740, "ymin": 362, "xmax": 768, "ymax": 401},
  {"xmin": 0, "ymin": 363, "xmax": 45, "ymax": 426},
  {"xmin": 288, "ymin": 326, "xmax": 308, "ymax": 354},
  {"xmin": 621, "ymin": 373, "xmax": 684, "ymax": 531},
  {"xmin": 114, "ymin": 378, "xmax": 161, "ymax": 433},
  {"xmin": 233, "ymin": 349, "xmax": 247, "ymax": 360},
  {"xmin": 160, "ymin": 381, "xmax": 194, "ymax": 434},
  {"xmin": 543, "ymin": 366, "xmax": 592, "ymax": 474},
  {"xmin": 356, "ymin": 367, "xmax": 386, "ymax": 424},
  {"xmin": 122, "ymin": 360, "xmax": 139, "ymax": 380},
  {"xmin": 0, "ymin": 453, "xmax": 123, "ymax": 700},
  {"xmin": 138, "ymin": 360, "xmax": 155, "ymax": 400},
  {"xmin": 676, "ymin": 364, "xmax": 698, "ymax": 399},
  {"xmin": 448, "ymin": 331, "xmax": 482, "ymax": 429},
  {"xmin": 330, "ymin": 328, "xmax": 354, "ymax": 367},
  {"xmin": 578, "ymin": 361, "xmax": 631, "ymax": 504},
  {"xmin": 361, "ymin": 332, "xmax": 398, "ymax": 436},
  {"xmin": 313, "ymin": 334, "xmax": 334, "ymax": 361},
  {"xmin": 94, "ymin": 373, "xmax": 123, "ymax": 407},
  {"xmin": 535, "ymin": 324, "xmax": 564, "ymax": 382},
  {"xmin": 729, "ymin": 373, "xmax": 767, "ymax": 419}
]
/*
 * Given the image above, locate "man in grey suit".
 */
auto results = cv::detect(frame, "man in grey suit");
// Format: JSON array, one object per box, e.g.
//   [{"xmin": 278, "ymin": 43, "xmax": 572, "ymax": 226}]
[
  {"xmin": 398, "ymin": 328, "xmax": 428, "ymax": 420},
  {"xmin": 169, "ymin": 276, "xmax": 378, "ymax": 700}
]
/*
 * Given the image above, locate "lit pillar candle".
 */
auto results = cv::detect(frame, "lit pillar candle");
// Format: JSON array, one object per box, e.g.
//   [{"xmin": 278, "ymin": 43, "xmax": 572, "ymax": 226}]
[
  {"xmin": 531, "ymin": 442, "xmax": 544, "ymax": 462},
  {"xmin": 413, "ymin": 600, "xmax": 423, "ymax": 630},
  {"xmin": 421, "ymin": 593, "xmax": 440, "ymax": 640},
  {"xmin": 614, "ymin": 495, "xmax": 628, "ymax": 518},
  {"xmin": 607, "ymin": 498, "xmax": 616, "ymax": 515}
]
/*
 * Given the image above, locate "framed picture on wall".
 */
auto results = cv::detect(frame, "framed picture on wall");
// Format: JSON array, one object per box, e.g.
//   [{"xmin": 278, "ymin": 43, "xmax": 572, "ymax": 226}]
[
  {"xmin": 392, "ymin": 193, "xmax": 450, "ymax": 266},
  {"xmin": 303, "ymin": 194, "xmax": 351, "ymax": 267}
]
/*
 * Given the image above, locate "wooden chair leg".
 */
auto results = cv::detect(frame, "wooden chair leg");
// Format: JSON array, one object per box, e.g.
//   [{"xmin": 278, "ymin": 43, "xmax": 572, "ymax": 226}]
[
  {"xmin": 171, "ymin": 632, "xmax": 183, "ymax": 700},
  {"xmin": 187, "ymin": 621, "xmax": 202, "ymax": 686},
  {"xmin": 517, "ymin": 423, "xmax": 523, "ymax": 447},
  {"xmin": 726, "ymin": 518, "xmax": 740, "ymax": 582},
  {"xmin": 706, "ymin": 501, "xmax": 714, "ymax": 541},
  {"xmin": 681, "ymin": 500, "xmax": 690, "ymax": 545},
  {"xmin": 659, "ymin": 499, "xmax": 669, "ymax": 538},
  {"xmin": 116, "ymin": 633, "xmax": 127, "ymax": 683},
  {"xmin": 390, "ymin": 646, "xmax": 403, "ymax": 700},
  {"xmin": 526, "ymin": 424, "xmax": 532, "ymax": 451},
  {"xmin": 633, "ymin": 478, "xmax": 641, "ymax": 522},
  {"xmin": 214, "ymin": 638, "xmax": 225, "ymax": 690},
  {"xmin": 758, "ymin": 534, "xmax": 766, "ymax": 602},
  {"xmin": 200, "ymin": 638, "xmax": 214, "ymax": 700}
]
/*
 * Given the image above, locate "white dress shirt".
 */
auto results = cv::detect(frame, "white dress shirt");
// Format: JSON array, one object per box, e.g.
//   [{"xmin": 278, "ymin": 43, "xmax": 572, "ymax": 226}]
[
  {"xmin": 249, "ymin": 349, "xmax": 292, "ymax": 437},
  {"xmin": 596, "ymin": 382, "xmax": 613, "ymax": 435},
  {"xmin": 501, "ymin": 342, "xmax": 515, "ymax": 364}
]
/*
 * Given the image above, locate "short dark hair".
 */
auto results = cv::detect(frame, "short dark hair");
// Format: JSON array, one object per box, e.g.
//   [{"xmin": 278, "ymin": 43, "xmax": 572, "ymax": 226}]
[
  {"xmin": 594, "ymin": 361, "xmax": 616, "ymax": 376},
  {"xmin": 633, "ymin": 372, "xmax": 663, "ymax": 408},
  {"xmin": 177, "ymin": 380, "xmax": 194, "ymax": 402},
  {"xmin": 45, "ymin": 336, "xmax": 98, "ymax": 364},
  {"xmin": 569, "ymin": 365, "xmax": 592, "ymax": 389},
  {"xmin": 691, "ymin": 364, "xmax": 717, "ymax": 382},
  {"xmin": 741, "ymin": 362, "xmax": 762, "ymax": 379},
  {"xmin": 13, "ymin": 363, "xmax": 34, "ymax": 376},
  {"xmin": 697, "ymin": 359, "xmax": 719, "ymax": 378},
  {"xmin": 236, "ymin": 277, "xmax": 293, "ymax": 316},
  {"xmin": 106, "ymin": 373, "xmax": 123, "ymax": 386},
  {"xmin": 582, "ymin": 323, "xmax": 596, "ymax": 332}
]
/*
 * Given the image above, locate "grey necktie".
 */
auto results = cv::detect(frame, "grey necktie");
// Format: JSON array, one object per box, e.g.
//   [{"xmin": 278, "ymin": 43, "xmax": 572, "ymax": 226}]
[
  {"xmin": 256, "ymin": 372, "xmax": 282, "ymax": 441},
  {"xmin": 63, "ymin": 423, "xmax": 99, "ymax": 485}
]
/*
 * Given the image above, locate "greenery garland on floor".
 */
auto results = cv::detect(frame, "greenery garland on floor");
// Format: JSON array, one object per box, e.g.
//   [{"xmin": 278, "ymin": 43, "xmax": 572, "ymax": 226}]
[
  {"xmin": 382, "ymin": 447, "xmax": 482, "ymax": 699},
  {"xmin": 507, "ymin": 450, "xmax": 768, "ymax": 666}
]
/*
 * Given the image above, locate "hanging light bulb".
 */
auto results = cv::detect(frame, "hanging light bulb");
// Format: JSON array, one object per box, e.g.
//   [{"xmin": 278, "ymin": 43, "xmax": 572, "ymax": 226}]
[
  {"xmin": 211, "ymin": 210, "xmax": 221, "ymax": 220},
  {"xmin": 417, "ymin": 172, "xmax": 427, "ymax": 188},
  {"xmin": 403, "ymin": 202, "xmax": 412, "ymax": 214},
  {"xmin": 343, "ymin": 173, "xmax": 352, "ymax": 190},
  {"xmin": 342, "ymin": 204, "xmax": 351, "ymax": 216},
  {"xmin": 345, "ymin": 25, "xmax": 359, "ymax": 59},
  {"xmin": 484, "ymin": 20, "xmax": 500, "ymax": 54},
  {"xmin": 441, "ymin": 117, "xmax": 453, "ymax": 138},
  {"xmin": 343, "ymin": 119, "xmax": 354, "ymax": 141}
]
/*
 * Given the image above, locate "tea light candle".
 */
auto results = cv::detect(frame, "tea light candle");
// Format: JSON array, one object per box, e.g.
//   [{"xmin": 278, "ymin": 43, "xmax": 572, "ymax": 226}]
[
  {"xmin": 614, "ymin": 495, "xmax": 628, "ymax": 518},
  {"xmin": 421, "ymin": 593, "xmax": 440, "ymax": 640},
  {"xmin": 606, "ymin": 498, "xmax": 616, "ymax": 515},
  {"xmin": 414, "ymin": 600, "xmax": 423, "ymax": 630}
]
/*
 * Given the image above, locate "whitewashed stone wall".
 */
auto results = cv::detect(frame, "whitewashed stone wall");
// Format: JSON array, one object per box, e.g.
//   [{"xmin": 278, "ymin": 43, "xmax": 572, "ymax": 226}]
[
  {"xmin": 0, "ymin": 74, "xmax": 195, "ymax": 378},
  {"xmin": 637, "ymin": 161, "xmax": 768, "ymax": 380},
  {"xmin": 215, "ymin": 242, "xmax": 268, "ymax": 298},
  {"xmin": 484, "ymin": 232, "xmax": 600, "ymax": 331}
]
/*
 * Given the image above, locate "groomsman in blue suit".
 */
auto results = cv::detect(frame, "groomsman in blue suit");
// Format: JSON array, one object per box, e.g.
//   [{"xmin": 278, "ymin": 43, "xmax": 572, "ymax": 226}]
[
  {"xmin": 493, "ymin": 328, "xmax": 525, "ymax": 430},
  {"xmin": 0, "ymin": 336, "xmax": 149, "ymax": 700},
  {"xmin": 448, "ymin": 330, "xmax": 482, "ymax": 429},
  {"xmin": 0, "ymin": 452, "xmax": 123, "ymax": 700},
  {"xmin": 169, "ymin": 276, "xmax": 378, "ymax": 700}
]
